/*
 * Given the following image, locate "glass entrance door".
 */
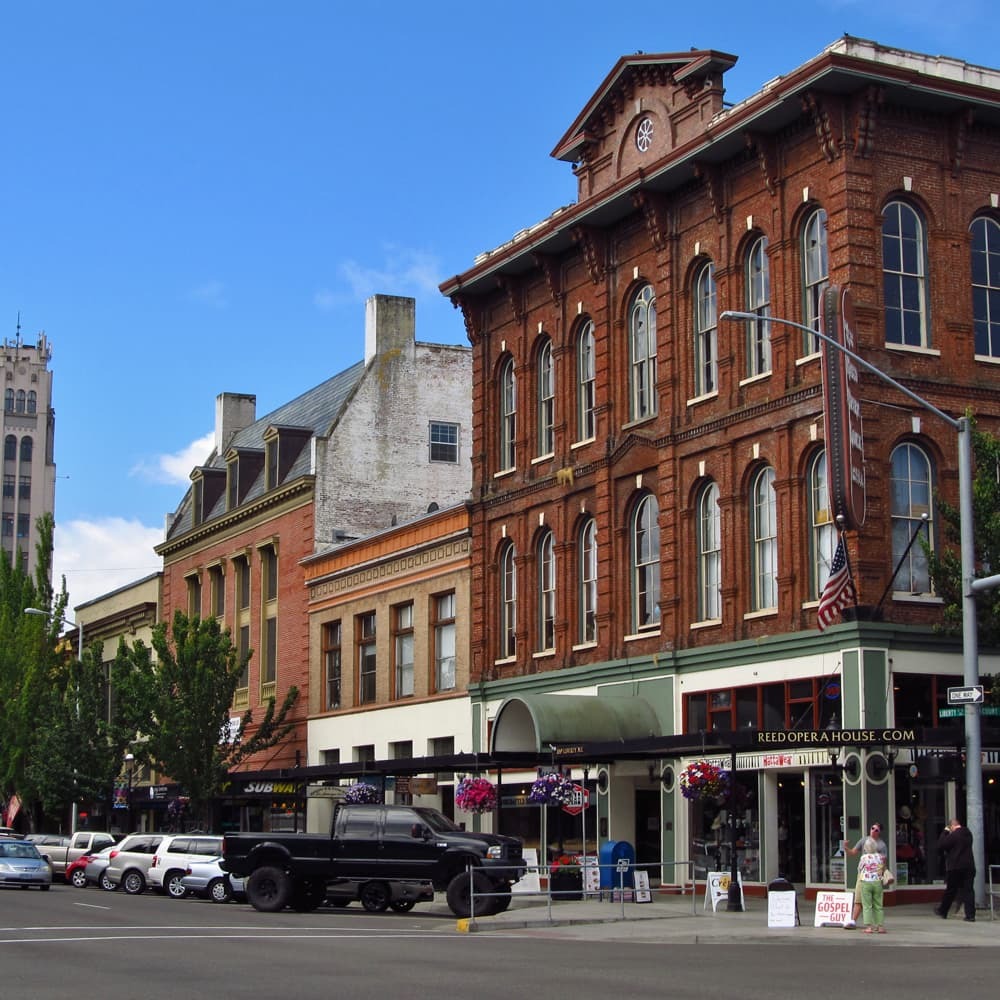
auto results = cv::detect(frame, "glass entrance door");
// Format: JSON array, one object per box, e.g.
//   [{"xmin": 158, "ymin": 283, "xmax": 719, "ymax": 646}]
[
  {"xmin": 776, "ymin": 772, "xmax": 805, "ymax": 882},
  {"xmin": 809, "ymin": 768, "xmax": 845, "ymax": 885}
]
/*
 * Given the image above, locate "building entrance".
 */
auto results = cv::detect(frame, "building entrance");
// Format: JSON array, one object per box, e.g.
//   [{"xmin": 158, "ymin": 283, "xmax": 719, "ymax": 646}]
[{"xmin": 776, "ymin": 771, "xmax": 805, "ymax": 883}]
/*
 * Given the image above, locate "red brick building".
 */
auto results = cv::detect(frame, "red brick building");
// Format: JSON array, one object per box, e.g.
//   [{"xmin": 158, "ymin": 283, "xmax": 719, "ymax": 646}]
[{"xmin": 442, "ymin": 38, "xmax": 1000, "ymax": 896}]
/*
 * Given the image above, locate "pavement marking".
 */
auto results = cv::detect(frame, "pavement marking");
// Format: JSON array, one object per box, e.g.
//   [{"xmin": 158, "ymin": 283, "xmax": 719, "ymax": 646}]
[{"xmin": 0, "ymin": 931, "xmax": 456, "ymax": 945}]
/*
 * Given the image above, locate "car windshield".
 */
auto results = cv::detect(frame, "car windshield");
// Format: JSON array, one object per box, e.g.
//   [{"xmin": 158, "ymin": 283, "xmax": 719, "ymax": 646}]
[
  {"xmin": 412, "ymin": 808, "xmax": 462, "ymax": 833},
  {"xmin": 0, "ymin": 843, "xmax": 42, "ymax": 860}
]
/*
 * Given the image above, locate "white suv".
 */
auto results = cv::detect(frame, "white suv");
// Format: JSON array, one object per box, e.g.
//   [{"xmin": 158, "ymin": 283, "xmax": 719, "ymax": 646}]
[{"xmin": 147, "ymin": 835, "xmax": 223, "ymax": 898}]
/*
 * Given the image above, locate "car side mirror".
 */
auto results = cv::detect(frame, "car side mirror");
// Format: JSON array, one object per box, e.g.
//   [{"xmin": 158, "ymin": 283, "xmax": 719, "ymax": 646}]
[{"xmin": 411, "ymin": 823, "xmax": 429, "ymax": 840}]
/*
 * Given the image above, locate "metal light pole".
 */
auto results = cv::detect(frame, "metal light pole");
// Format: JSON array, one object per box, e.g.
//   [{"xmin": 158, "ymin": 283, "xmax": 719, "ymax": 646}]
[
  {"xmin": 721, "ymin": 308, "xmax": 986, "ymax": 907},
  {"xmin": 24, "ymin": 607, "xmax": 84, "ymax": 835},
  {"xmin": 124, "ymin": 752, "xmax": 135, "ymax": 834}
]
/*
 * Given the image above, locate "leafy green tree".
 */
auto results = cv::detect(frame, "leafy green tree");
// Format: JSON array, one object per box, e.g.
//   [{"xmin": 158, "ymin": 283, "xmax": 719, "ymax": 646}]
[
  {"xmin": 119, "ymin": 610, "xmax": 298, "ymax": 826},
  {"xmin": 927, "ymin": 420, "xmax": 1000, "ymax": 647}
]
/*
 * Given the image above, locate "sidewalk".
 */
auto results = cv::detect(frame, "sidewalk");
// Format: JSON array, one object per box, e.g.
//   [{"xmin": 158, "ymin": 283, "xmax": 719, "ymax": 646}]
[{"xmin": 455, "ymin": 890, "xmax": 1000, "ymax": 946}]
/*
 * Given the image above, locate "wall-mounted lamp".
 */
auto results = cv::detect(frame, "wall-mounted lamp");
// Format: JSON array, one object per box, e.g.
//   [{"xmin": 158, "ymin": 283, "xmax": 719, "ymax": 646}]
[{"xmin": 827, "ymin": 748, "xmax": 861, "ymax": 780}]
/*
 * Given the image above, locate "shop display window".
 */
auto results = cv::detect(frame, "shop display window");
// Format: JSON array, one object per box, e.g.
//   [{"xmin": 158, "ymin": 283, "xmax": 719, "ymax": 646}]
[{"xmin": 690, "ymin": 772, "xmax": 759, "ymax": 882}]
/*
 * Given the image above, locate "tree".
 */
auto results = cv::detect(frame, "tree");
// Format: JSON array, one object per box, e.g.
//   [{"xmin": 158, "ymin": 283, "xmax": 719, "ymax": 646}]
[
  {"xmin": 926, "ymin": 419, "xmax": 1000, "ymax": 647},
  {"xmin": 119, "ymin": 610, "xmax": 299, "ymax": 826}
]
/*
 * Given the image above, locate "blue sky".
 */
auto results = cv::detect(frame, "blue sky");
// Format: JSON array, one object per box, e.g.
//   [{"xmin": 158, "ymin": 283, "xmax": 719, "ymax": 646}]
[{"xmin": 1, "ymin": 0, "xmax": 995, "ymax": 610}]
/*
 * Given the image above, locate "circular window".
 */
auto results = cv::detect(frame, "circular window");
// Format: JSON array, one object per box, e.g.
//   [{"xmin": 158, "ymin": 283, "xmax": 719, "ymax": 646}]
[{"xmin": 636, "ymin": 117, "xmax": 654, "ymax": 153}]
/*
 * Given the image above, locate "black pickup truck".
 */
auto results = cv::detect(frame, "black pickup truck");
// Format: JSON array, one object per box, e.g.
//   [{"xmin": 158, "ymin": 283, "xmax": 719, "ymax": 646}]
[{"xmin": 221, "ymin": 803, "xmax": 526, "ymax": 917}]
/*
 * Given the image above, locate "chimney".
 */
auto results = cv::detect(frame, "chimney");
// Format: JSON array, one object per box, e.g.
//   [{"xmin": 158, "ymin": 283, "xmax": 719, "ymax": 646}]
[
  {"xmin": 364, "ymin": 294, "xmax": 416, "ymax": 367},
  {"xmin": 215, "ymin": 392, "xmax": 256, "ymax": 454}
]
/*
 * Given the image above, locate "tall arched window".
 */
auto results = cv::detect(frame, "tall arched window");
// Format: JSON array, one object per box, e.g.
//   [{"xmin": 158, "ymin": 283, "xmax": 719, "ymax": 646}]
[
  {"xmin": 498, "ymin": 357, "xmax": 516, "ymax": 472},
  {"xmin": 802, "ymin": 207, "xmax": 828, "ymax": 354},
  {"xmin": 578, "ymin": 517, "xmax": 597, "ymax": 644},
  {"xmin": 15, "ymin": 390, "xmax": 25, "ymax": 413},
  {"xmin": 883, "ymin": 200, "xmax": 928, "ymax": 347},
  {"xmin": 628, "ymin": 285, "xmax": 657, "ymax": 420},
  {"xmin": 693, "ymin": 261, "xmax": 717, "ymax": 396},
  {"xmin": 971, "ymin": 215, "xmax": 1000, "ymax": 359},
  {"xmin": 631, "ymin": 494, "xmax": 660, "ymax": 632},
  {"xmin": 536, "ymin": 530, "xmax": 555, "ymax": 652},
  {"xmin": 499, "ymin": 541, "xmax": 517, "ymax": 659},
  {"xmin": 696, "ymin": 481, "xmax": 721, "ymax": 621},
  {"xmin": 890, "ymin": 443, "xmax": 934, "ymax": 595},
  {"xmin": 27, "ymin": 391, "xmax": 36, "ymax": 414},
  {"xmin": 536, "ymin": 340, "xmax": 554, "ymax": 457},
  {"xmin": 4, "ymin": 435, "xmax": 15, "ymax": 461},
  {"xmin": 19, "ymin": 437, "xmax": 32, "ymax": 463},
  {"xmin": 750, "ymin": 466, "xmax": 778, "ymax": 611},
  {"xmin": 4, "ymin": 389, "xmax": 13, "ymax": 412},
  {"xmin": 746, "ymin": 235, "xmax": 771, "ymax": 377},
  {"xmin": 576, "ymin": 320, "xmax": 596, "ymax": 442},
  {"xmin": 808, "ymin": 450, "xmax": 836, "ymax": 601}
]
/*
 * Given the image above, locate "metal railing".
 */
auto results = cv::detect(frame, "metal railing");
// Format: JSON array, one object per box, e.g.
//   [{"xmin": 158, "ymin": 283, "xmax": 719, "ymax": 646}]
[
  {"xmin": 466, "ymin": 859, "xmax": 697, "ymax": 926},
  {"xmin": 989, "ymin": 864, "xmax": 1000, "ymax": 921}
]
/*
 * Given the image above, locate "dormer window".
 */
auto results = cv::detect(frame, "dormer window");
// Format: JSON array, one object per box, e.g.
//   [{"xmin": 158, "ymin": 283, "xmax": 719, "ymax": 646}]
[
  {"xmin": 266, "ymin": 437, "xmax": 279, "ymax": 490},
  {"xmin": 227, "ymin": 458, "xmax": 239, "ymax": 511}
]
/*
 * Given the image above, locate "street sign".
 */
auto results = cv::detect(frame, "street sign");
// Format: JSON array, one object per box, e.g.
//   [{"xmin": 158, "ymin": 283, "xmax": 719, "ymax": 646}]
[
  {"xmin": 940, "ymin": 706, "xmax": 1000, "ymax": 718},
  {"xmin": 561, "ymin": 784, "xmax": 590, "ymax": 816},
  {"xmin": 947, "ymin": 685, "xmax": 984, "ymax": 705}
]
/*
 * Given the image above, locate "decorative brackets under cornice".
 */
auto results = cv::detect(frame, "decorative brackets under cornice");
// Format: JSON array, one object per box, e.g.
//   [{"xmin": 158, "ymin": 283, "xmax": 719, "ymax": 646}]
[
  {"xmin": 950, "ymin": 107, "xmax": 976, "ymax": 178},
  {"xmin": 497, "ymin": 274, "xmax": 526, "ymax": 324},
  {"xmin": 745, "ymin": 132, "xmax": 778, "ymax": 196},
  {"xmin": 692, "ymin": 161, "xmax": 726, "ymax": 222},
  {"xmin": 533, "ymin": 252, "xmax": 563, "ymax": 304},
  {"xmin": 633, "ymin": 189, "xmax": 672, "ymax": 252},
  {"xmin": 802, "ymin": 90, "xmax": 839, "ymax": 162},
  {"xmin": 570, "ymin": 225, "xmax": 609, "ymax": 284},
  {"xmin": 450, "ymin": 295, "xmax": 483, "ymax": 345},
  {"xmin": 853, "ymin": 85, "xmax": 884, "ymax": 159}
]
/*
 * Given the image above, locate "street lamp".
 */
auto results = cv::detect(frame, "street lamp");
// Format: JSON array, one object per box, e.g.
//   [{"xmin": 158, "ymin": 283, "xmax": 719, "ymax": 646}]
[
  {"xmin": 720, "ymin": 306, "xmax": 986, "ymax": 907},
  {"xmin": 124, "ymin": 753, "xmax": 135, "ymax": 834},
  {"xmin": 24, "ymin": 607, "xmax": 84, "ymax": 834}
]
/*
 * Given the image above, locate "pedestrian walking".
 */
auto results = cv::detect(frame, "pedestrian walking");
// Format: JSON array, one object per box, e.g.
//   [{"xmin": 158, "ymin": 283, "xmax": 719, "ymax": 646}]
[
  {"xmin": 935, "ymin": 818, "xmax": 976, "ymax": 922},
  {"xmin": 842, "ymin": 821, "xmax": 887, "ymax": 929},
  {"xmin": 857, "ymin": 836, "xmax": 887, "ymax": 934}
]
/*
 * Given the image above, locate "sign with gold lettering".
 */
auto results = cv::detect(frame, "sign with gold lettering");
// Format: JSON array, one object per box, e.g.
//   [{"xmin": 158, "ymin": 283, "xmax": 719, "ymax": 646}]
[{"xmin": 755, "ymin": 729, "xmax": 915, "ymax": 746}]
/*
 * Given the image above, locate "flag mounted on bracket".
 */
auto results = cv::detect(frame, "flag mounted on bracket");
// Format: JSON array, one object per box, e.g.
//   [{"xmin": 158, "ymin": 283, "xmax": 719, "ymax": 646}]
[{"xmin": 817, "ymin": 536, "xmax": 856, "ymax": 631}]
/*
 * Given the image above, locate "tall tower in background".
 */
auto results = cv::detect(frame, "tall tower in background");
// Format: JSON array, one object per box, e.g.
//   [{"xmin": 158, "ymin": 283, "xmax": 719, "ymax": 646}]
[{"xmin": 2, "ymin": 325, "xmax": 56, "ymax": 578}]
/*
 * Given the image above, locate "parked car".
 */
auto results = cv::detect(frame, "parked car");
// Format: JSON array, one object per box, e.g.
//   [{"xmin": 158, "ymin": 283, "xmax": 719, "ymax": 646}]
[
  {"xmin": 43, "ymin": 831, "xmax": 119, "ymax": 881},
  {"xmin": 84, "ymin": 846, "xmax": 117, "ymax": 890},
  {"xmin": 104, "ymin": 834, "xmax": 164, "ymax": 894},
  {"xmin": 147, "ymin": 834, "xmax": 223, "ymax": 898},
  {"xmin": 66, "ymin": 851, "xmax": 96, "ymax": 888},
  {"xmin": 0, "ymin": 840, "xmax": 52, "ymax": 890},
  {"xmin": 26, "ymin": 833, "xmax": 71, "ymax": 849},
  {"xmin": 180, "ymin": 856, "xmax": 245, "ymax": 903}
]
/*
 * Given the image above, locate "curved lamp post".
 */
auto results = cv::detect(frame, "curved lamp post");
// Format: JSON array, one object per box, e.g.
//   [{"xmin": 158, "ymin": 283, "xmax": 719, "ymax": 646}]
[
  {"xmin": 720, "ymin": 307, "xmax": 985, "ymax": 907},
  {"xmin": 24, "ymin": 607, "xmax": 84, "ymax": 834}
]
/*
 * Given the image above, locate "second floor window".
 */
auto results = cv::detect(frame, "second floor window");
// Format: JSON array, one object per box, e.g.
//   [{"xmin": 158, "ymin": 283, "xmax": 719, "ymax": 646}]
[
  {"xmin": 883, "ymin": 200, "xmax": 928, "ymax": 348},
  {"xmin": 751, "ymin": 466, "xmax": 778, "ymax": 611},
  {"xmin": 499, "ymin": 357, "xmax": 516, "ymax": 472},
  {"xmin": 499, "ymin": 542, "xmax": 517, "ymax": 659},
  {"xmin": 697, "ymin": 482, "xmax": 721, "ymax": 621},
  {"xmin": 394, "ymin": 603, "xmax": 414, "ymax": 698},
  {"xmin": 429, "ymin": 421, "xmax": 460, "ymax": 463},
  {"xmin": 537, "ymin": 530, "xmax": 555, "ymax": 652},
  {"xmin": 808, "ymin": 450, "xmax": 836, "ymax": 601},
  {"xmin": 579, "ymin": 518, "xmax": 597, "ymax": 644},
  {"xmin": 971, "ymin": 215, "xmax": 1000, "ymax": 359},
  {"xmin": 628, "ymin": 284, "xmax": 657, "ymax": 420},
  {"xmin": 537, "ymin": 340, "xmax": 554, "ymax": 457},
  {"xmin": 187, "ymin": 575, "xmax": 202, "ymax": 617},
  {"xmin": 576, "ymin": 320, "xmax": 596, "ymax": 442},
  {"xmin": 802, "ymin": 207, "xmax": 828, "ymax": 354},
  {"xmin": 693, "ymin": 261, "xmax": 717, "ymax": 396},
  {"xmin": 890, "ymin": 442, "xmax": 934, "ymax": 595},
  {"xmin": 323, "ymin": 620, "xmax": 342, "ymax": 709},
  {"xmin": 209, "ymin": 565, "xmax": 225, "ymax": 618},
  {"xmin": 746, "ymin": 235, "xmax": 771, "ymax": 377},
  {"xmin": 434, "ymin": 592, "xmax": 456, "ymax": 692},
  {"xmin": 358, "ymin": 612, "xmax": 377, "ymax": 704},
  {"xmin": 632, "ymin": 494, "xmax": 660, "ymax": 632}
]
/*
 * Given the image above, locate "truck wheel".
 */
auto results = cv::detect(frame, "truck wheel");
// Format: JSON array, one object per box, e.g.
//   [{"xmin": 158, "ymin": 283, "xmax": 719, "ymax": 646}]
[
  {"xmin": 389, "ymin": 899, "xmax": 416, "ymax": 912},
  {"xmin": 291, "ymin": 880, "xmax": 327, "ymax": 912},
  {"xmin": 246, "ymin": 866, "xmax": 292, "ymax": 912},
  {"xmin": 446, "ymin": 870, "xmax": 495, "ymax": 918},
  {"xmin": 492, "ymin": 884, "xmax": 512, "ymax": 912},
  {"xmin": 359, "ymin": 881, "xmax": 391, "ymax": 912}
]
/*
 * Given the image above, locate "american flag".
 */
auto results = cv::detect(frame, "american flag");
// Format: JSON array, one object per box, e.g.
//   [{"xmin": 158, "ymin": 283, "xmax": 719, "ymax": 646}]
[{"xmin": 817, "ymin": 536, "xmax": 856, "ymax": 631}]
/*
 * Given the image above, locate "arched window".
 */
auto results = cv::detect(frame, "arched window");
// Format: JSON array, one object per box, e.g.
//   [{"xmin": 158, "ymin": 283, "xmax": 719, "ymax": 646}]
[
  {"xmin": 4, "ymin": 435, "xmax": 15, "ymax": 461},
  {"xmin": 883, "ymin": 200, "xmax": 928, "ymax": 347},
  {"xmin": 693, "ymin": 261, "xmax": 717, "ymax": 396},
  {"xmin": 750, "ymin": 466, "xmax": 778, "ymax": 611},
  {"xmin": 27, "ymin": 391, "xmax": 36, "ymax": 414},
  {"xmin": 536, "ymin": 340, "xmax": 554, "ymax": 457},
  {"xmin": 628, "ymin": 284, "xmax": 657, "ymax": 420},
  {"xmin": 576, "ymin": 320, "xmax": 596, "ymax": 442},
  {"xmin": 19, "ymin": 437, "xmax": 32, "ymax": 463},
  {"xmin": 971, "ymin": 215, "xmax": 1000, "ymax": 359},
  {"xmin": 4, "ymin": 389, "xmax": 13, "ymax": 412},
  {"xmin": 696, "ymin": 482, "xmax": 721, "ymax": 621},
  {"xmin": 808, "ymin": 450, "xmax": 836, "ymax": 601},
  {"xmin": 802, "ymin": 208, "xmax": 828, "ymax": 354},
  {"xmin": 746, "ymin": 235, "xmax": 771, "ymax": 377},
  {"xmin": 498, "ymin": 357, "xmax": 516, "ymax": 472},
  {"xmin": 578, "ymin": 517, "xmax": 597, "ymax": 644},
  {"xmin": 536, "ymin": 530, "xmax": 555, "ymax": 652},
  {"xmin": 631, "ymin": 494, "xmax": 660, "ymax": 632},
  {"xmin": 499, "ymin": 541, "xmax": 517, "ymax": 659},
  {"xmin": 15, "ymin": 390, "xmax": 25, "ymax": 413},
  {"xmin": 890, "ymin": 443, "xmax": 933, "ymax": 595}
]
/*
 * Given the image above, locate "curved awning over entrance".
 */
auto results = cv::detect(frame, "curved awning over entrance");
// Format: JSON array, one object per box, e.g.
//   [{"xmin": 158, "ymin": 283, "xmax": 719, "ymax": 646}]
[{"xmin": 491, "ymin": 694, "xmax": 663, "ymax": 753}]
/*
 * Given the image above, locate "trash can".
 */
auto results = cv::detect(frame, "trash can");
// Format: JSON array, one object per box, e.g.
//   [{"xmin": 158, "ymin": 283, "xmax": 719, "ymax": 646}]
[{"xmin": 599, "ymin": 840, "xmax": 635, "ymax": 889}]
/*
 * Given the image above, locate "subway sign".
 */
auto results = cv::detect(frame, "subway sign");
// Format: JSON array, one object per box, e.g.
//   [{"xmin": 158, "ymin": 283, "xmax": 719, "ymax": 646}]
[{"xmin": 755, "ymin": 729, "xmax": 915, "ymax": 746}]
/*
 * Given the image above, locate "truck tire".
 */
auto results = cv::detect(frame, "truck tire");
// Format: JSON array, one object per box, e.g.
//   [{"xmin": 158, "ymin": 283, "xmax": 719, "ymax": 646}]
[
  {"xmin": 290, "ymin": 880, "xmax": 327, "ymax": 912},
  {"xmin": 359, "ymin": 881, "xmax": 391, "ymax": 912},
  {"xmin": 492, "ymin": 884, "xmax": 512, "ymax": 912},
  {"xmin": 389, "ymin": 899, "xmax": 416, "ymax": 912},
  {"xmin": 246, "ymin": 866, "xmax": 293, "ymax": 912},
  {"xmin": 446, "ymin": 870, "xmax": 495, "ymax": 918}
]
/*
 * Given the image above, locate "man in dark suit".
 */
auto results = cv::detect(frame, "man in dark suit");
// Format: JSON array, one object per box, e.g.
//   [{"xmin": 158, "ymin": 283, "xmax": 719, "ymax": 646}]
[{"xmin": 935, "ymin": 818, "xmax": 976, "ymax": 922}]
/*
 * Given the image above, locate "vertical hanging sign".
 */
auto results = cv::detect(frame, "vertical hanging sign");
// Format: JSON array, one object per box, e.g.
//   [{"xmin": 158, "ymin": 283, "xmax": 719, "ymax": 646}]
[{"xmin": 821, "ymin": 286, "xmax": 866, "ymax": 529}]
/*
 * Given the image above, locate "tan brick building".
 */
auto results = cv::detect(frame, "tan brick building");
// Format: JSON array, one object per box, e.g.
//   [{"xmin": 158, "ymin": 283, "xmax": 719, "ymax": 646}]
[{"xmin": 442, "ymin": 38, "xmax": 1000, "ymax": 897}]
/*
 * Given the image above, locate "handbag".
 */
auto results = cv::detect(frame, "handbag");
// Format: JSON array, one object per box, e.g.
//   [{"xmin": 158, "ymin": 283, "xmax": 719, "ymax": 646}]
[{"xmin": 881, "ymin": 869, "xmax": 896, "ymax": 886}]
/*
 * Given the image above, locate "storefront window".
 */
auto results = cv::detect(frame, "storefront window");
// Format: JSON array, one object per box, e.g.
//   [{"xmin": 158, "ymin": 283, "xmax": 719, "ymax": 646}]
[
  {"xmin": 809, "ymin": 769, "xmax": 845, "ymax": 884},
  {"xmin": 893, "ymin": 767, "xmax": 948, "ymax": 885},
  {"xmin": 690, "ymin": 773, "xmax": 759, "ymax": 882}
]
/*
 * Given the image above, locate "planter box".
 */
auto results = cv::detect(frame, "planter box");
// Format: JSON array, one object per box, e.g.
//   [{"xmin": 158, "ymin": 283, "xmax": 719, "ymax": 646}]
[{"xmin": 550, "ymin": 869, "xmax": 584, "ymax": 900}]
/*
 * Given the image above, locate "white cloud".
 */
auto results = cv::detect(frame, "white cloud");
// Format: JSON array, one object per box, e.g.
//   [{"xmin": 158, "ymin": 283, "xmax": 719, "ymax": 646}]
[
  {"xmin": 189, "ymin": 280, "xmax": 228, "ymax": 308},
  {"xmin": 315, "ymin": 245, "xmax": 444, "ymax": 310},
  {"xmin": 53, "ymin": 517, "xmax": 164, "ymax": 611},
  {"xmin": 130, "ymin": 431, "xmax": 215, "ymax": 485}
]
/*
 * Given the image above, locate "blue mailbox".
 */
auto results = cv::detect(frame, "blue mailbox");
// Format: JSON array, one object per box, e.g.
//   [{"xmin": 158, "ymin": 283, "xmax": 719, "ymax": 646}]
[{"xmin": 599, "ymin": 840, "xmax": 635, "ymax": 889}]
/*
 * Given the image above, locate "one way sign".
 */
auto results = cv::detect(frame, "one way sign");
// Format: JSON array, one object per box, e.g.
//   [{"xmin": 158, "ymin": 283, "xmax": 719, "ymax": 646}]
[{"xmin": 947, "ymin": 685, "xmax": 985, "ymax": 705}]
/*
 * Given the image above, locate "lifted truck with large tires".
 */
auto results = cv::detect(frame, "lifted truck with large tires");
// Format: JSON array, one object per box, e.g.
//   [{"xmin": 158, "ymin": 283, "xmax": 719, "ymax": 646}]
[{"xmin": 220, "ymin": 803, "xmax": 526, "ymax": 917}]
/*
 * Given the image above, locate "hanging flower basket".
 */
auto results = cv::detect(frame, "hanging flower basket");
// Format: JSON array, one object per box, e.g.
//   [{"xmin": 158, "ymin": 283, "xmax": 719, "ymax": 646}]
[
  {"xmin": 344, "ymin": 781, "xmax": 382, "ymax": 804},
  {"xmin": 454, "ymin": 776, "xmax": 497, "ymax": 814},
  {"xmin": 528, "ymin": 771, "xmax": 575, "ymax": 806},
  {"xmin": 679, "ymin": 760, "xmax": 730, "ymax": 801}
]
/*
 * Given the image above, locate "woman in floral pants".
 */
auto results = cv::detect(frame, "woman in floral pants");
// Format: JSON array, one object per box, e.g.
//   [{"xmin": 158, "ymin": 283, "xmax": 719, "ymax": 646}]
[{"xmin": 858, "ymin": 837, "xmax": 886, "ymax": 934}]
